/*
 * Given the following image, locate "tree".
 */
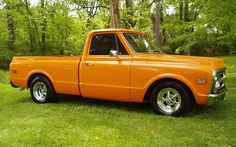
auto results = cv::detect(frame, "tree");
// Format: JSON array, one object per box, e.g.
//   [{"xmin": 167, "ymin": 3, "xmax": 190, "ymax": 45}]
[
  {"xmin": 124, "ymin": 0, "xmax": 135, "ymax": 28},
  {"xmin": 179, "ymin": 0, "xmax": 183, "ymax": 21},
  {"xmin": 154, "ymin": 0, "xmax": 161, "ymax": 47},
  {"xmin": 5, "ymin": 1, "xmax": 15, "ymax": 52},
  {"xmin": 109, "ymin": 0, "xmax": 120, "ymax": 28},
  {"xmin": 21, "ymin": 0, "xmax": 40, "ymax": 50},
  {"xmin": 184, "ymin": 0, "xmax": 189, "ymax": 22},
  {"xmin": 41, "ymin": 0, "xmax": 47, "ymax": 53}
]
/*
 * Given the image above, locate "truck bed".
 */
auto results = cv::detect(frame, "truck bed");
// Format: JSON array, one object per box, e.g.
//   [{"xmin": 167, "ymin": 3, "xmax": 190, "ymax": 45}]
[{"xmin": 10, "ymin": 56, "xmax": 81, "ymax": 95}]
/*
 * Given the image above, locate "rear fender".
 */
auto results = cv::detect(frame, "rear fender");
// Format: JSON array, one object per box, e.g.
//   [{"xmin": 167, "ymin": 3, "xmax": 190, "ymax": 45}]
[{"xmin": 27, "ymin": 70, "xmax": 54, "ymax": 88}]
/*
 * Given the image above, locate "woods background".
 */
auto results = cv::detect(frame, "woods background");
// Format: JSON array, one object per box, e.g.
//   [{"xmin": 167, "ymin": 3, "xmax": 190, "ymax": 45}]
[{"xmin": 0, "ymin": 0, "xmax": 236, "ymax": 69}]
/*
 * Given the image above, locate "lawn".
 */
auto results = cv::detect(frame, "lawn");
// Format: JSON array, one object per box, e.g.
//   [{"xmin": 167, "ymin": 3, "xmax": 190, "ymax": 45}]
[{"xmin": 0, "ymin": 56, "xmax": 235, "ymax": 146}]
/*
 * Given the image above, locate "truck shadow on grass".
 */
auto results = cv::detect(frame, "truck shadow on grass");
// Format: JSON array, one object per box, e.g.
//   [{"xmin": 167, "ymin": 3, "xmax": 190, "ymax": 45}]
[
  {"xmin": 19, "ymin": 94, "xmax": 230, "ymax": 119},
  {"xmin": 55, "ymin": 95, "xmax": 230, "ymax": 119},
  {"xmin": 56, "ymin": 95, "xmax": 154, "ymax": 115}
]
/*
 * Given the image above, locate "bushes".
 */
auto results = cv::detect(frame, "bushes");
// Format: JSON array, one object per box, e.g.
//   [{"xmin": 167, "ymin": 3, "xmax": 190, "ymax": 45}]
[
  {"xmin": 0, "ymin": 59, "xmax": 10, "ymax": 70},
  {"xmin": 0, "ymin": 70, "xmax": 9, "ymax": 84}
]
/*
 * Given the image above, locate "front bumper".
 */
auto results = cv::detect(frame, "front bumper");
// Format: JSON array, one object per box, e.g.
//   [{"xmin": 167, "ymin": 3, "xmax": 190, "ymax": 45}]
[{"xmin": 207, "ymin": 89, "xmax": 226, "ymax": 105}]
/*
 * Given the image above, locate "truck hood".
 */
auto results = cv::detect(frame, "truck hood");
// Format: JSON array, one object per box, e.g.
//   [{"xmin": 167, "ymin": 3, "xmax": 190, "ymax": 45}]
[{"xmin": 138, "ymin": 54, "xmax": 225, "ymax": 70}]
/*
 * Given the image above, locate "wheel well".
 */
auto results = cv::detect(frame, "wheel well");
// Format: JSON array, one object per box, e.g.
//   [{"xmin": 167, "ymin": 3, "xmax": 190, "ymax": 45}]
[
  {"xmin": 143, "ymin": 78, "xmax": 196, "ymax": 104},
  {"xmin": 27, "ymin": 73, "xmax": 52, "ymax": 88}
]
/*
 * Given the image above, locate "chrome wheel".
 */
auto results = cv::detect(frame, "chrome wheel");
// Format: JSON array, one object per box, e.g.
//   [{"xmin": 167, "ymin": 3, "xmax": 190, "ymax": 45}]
[
  {"xmin": 157, "ymin": 88, "xmax": 181, "ymax": 113},
  {"xmin": 33, "ymin": 82, "xmax": 47, "ymax": 101}
]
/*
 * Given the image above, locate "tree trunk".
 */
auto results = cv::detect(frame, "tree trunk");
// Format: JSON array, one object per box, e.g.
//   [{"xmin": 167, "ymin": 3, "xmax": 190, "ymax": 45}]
[
  {"xmin": 125, "ymin": 0, "xmax": 131, "ymax": 9},
  {"xmin": 6, "ymin": 4, "xmax": 15, "ymax": 52},
  {"xmin": 179, "ymin": 0, "xmax": 183, "ymax": 21},
  {"xmin": 42, "ymin": 20, "xmax": 46, "ymax": 52},
  {"xmin": 24, "ymin": 0, "xmax": 40, "ymax": 48},
  {"xmin": 160, "ymin": 4, "xmax": 164, "ymax": 23},
  {"xmin": 184, "ymin": 0, "xmax": 189, "ymax": 22},
  {"xmin": 41, "ymin": 0, "xmax": 47, "ymax": 53},
  {"xmin": 27, "ymin": 22, "xmax": 34, "ymax": 49},
  {"xmin": 154, "ymin": 0, "xmax": 161, "ymax": 47},
  {"xmin": 184, "ymin": 0, "xmax": 190, "ymax": 55},
  {"xmin": 109, "ymin": 0, "xmax": 120, "ymax": 28},
  {"xmin": 23, "ymin": 0, "xmax": 34, "ymax": 50}
]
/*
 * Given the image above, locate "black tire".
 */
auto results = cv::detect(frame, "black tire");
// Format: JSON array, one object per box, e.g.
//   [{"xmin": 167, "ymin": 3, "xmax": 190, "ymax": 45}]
[
  {"xmin": 150, "ymin": 81, "xmax": 191, "ymax": 116},
  {"xmin": 30, "ymin": 76, "xmax": 55, "ymax": 103}
]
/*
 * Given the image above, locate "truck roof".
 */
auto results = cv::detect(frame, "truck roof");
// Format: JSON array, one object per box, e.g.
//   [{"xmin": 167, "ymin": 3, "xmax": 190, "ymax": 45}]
[{"xmin": 88, "ymin": 29, "xmax": 144, "ymax": 34}]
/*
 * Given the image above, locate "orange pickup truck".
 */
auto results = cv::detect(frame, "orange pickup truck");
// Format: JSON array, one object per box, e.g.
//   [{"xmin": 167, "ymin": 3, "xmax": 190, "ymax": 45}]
[{"xmin": 10, "ymin": 29, "xmax": 227, "ymax": 116}]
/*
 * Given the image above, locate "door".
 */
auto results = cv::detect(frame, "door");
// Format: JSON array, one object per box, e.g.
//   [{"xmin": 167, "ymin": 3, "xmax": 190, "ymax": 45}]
[{"xmin": 81, "ymin": 33, "xmax": 132, "ymax": 101}]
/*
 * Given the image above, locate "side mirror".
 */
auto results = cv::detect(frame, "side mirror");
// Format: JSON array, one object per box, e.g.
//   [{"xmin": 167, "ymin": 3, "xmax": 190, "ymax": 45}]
[
  {"xmin": 110, "ymin": 50, "xmax": 121, "ymax": 61},
  {"xmin": 110, "ymin": 50, "xmax": 118, "ymax": 57}
]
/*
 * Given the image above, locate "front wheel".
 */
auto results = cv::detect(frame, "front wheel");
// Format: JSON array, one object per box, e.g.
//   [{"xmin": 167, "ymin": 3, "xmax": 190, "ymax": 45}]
[
  {"xmin": 30, "ymin": 76, "xmax": 55, "ymax": 103},
  {"xmin": 150, "ymin": 81, "xmax": 192, "ymax": 116}
]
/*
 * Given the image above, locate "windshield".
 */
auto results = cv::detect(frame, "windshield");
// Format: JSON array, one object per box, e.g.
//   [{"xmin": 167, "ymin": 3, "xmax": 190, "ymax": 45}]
[{"xmin": 123, "ymin": 33, "xmax": 162, "ymax": 54}]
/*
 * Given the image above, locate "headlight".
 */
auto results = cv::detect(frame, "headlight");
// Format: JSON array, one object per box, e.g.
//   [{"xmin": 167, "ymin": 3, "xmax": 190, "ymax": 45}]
[
  {"xmin": 215, "ymin": 80, "xmax": 221, "ymax": 89},
  {"xmin": 210, "ymin": 68, "xmax": 226, "ymax": 94},
  {"xmin": 214, "ymin": 76, "xmax": 218, "ymax": 81}
]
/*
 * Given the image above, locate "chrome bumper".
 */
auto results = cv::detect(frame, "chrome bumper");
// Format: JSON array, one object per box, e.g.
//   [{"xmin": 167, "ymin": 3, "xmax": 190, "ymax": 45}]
[{"xmin": 207, "ymin": 89, "xmax": 226, "ymax": 105}]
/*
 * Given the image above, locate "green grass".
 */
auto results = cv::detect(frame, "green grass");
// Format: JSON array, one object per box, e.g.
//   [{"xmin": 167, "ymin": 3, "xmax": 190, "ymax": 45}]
[{"xmin": 0, "ymin": 56, "xmax": 235, "ymax": 146}]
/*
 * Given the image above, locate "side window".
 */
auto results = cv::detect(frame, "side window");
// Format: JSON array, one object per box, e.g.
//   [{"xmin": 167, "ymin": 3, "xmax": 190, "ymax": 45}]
[
  {"xmin": 116, "ymin": 35, "xmax": 128, "ymax": 55},
  {"xmin": 89, "ymin": 34, "xmax": 128, "ymax": 55}
]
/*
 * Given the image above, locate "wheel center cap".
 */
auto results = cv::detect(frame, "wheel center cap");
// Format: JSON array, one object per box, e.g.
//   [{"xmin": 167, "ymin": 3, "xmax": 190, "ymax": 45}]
[{"xmin": 166, "ymin": 97, "xmax": 174, "ymax": 105}]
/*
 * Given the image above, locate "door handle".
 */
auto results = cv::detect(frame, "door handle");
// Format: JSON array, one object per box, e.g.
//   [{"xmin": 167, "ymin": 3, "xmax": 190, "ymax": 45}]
[{"xmin": 85, "ymin": 62, "xmax": 93, "ymax": 66}]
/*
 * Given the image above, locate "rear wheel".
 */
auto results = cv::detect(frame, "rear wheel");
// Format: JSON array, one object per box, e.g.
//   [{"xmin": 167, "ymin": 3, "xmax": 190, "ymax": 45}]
[
  {"xmin": 150, "ymin": 81, "xmax": 191, "ymax": 116},
  {"xmin": 30, "ymin": 76, "xmax": 55, "ymax": 103}
]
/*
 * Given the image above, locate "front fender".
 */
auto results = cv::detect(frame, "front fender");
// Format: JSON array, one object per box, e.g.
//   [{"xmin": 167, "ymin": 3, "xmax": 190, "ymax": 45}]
[{"xmin": 144, "ymin": 73, "xmax": 198, "ymax": 100}]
